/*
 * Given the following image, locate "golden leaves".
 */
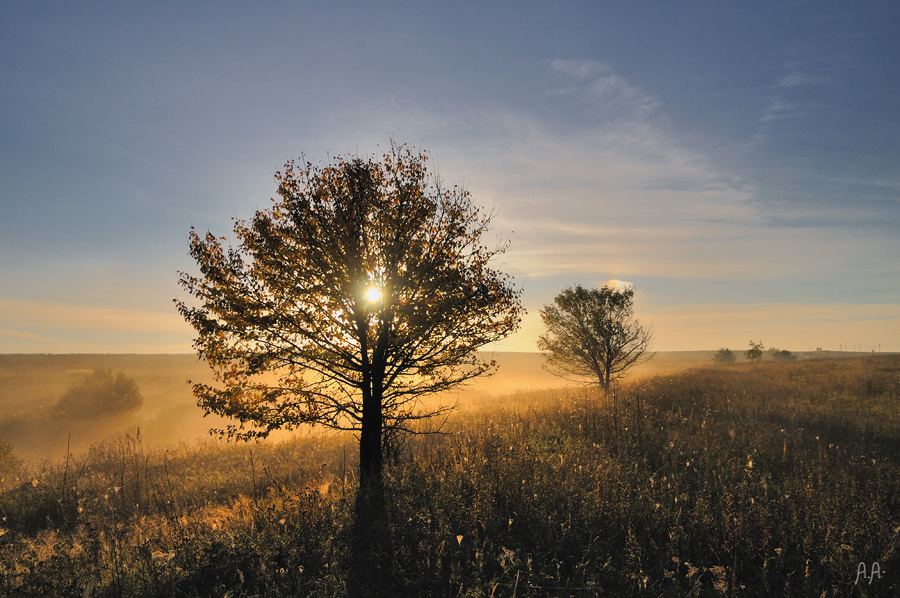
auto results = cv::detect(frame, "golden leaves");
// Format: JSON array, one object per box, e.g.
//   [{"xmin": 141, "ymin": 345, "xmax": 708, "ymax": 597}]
[{"xmin": 178, "ymin": 141, "xmax": 523, "ymax": 438}]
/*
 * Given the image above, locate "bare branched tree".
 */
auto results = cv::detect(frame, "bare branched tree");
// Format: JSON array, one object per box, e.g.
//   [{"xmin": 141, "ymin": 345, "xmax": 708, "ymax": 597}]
[{"xmin": 538, "ymin": 284, "xmax": 653, "ymax": 392}]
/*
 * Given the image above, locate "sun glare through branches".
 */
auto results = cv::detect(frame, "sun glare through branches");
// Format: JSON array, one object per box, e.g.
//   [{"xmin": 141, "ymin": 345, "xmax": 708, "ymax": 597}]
[{"xmin": 364, "ymin": 285, "xmax": 383, "ymax": 304}]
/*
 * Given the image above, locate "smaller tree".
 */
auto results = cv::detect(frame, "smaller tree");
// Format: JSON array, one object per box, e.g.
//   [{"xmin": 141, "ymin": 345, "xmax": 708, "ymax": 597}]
[
  {"xmin": 714, "ymin": 347, "xmax": 737, "ymax": 364},
  {"xmin": 745, "ymin": 340, "xmax": 764, "ymax": 363},
  {"xmin": 538, "ymin": 284, "xmax": 653, "ymax": 392},
  {"xmin": 54, "ymin": 370, "xmax": 143, "ymax": 420}
]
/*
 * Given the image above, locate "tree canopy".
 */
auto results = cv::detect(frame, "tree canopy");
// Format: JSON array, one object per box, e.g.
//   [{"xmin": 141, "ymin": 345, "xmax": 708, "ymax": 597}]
[
  {"xmin": 538, "ymin": 284, "xmax": 653, "ymax": 392},
  {"xmin": 176, "ymin": 143, "xmax": 523, "ymax": 479}
]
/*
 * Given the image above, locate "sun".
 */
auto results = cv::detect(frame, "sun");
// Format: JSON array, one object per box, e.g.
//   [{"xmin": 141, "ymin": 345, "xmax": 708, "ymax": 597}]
[{"xmin": 364, "ymin": 285, "xmax": 383, "ymax": 303}]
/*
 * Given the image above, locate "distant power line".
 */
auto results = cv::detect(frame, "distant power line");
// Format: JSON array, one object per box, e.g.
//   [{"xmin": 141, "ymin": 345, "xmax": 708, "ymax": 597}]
[{"xmin": 838, "ymin": 342, "xmax": 882, "ymax": 353}]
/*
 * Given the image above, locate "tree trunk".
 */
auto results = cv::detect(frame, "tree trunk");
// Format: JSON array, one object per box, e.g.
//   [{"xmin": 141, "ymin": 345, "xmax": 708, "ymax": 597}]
[
  {"xmin": 356, "ymin": 313, "xmax": 384, "ymax": 483},
  {"xmin": 349, "ymin": 318, "xmax": 393, "ymax": 594},
  {"xmin": 359, "ymin": 385, "xmax": 384, "ymax": 483},
  {"xmin": 350, "ymin": 379, "xmax": 393, "ymax": 596}
]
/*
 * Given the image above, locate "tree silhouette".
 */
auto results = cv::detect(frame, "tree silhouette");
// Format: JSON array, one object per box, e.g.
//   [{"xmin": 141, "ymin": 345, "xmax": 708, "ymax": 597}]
[
  {"xmin": 714, "ymin": 347, "xmax": 737, "ymax": 364},
  {"xmin": 538, "ymin": 284, "xmax": 653, "ymax": 392},
  {"xmin": 176, "ymin": 143, "xmax": 522, "ymax": 482},
  {"xmin": 745, "ymin": 340, "xmax": 765, "ymax": 363}
]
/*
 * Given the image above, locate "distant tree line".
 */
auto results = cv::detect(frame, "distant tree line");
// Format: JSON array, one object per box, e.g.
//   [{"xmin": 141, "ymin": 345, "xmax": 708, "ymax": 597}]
[{"xmin": 714, "ymin": 341, "xmax": 796, "ymax": 364}]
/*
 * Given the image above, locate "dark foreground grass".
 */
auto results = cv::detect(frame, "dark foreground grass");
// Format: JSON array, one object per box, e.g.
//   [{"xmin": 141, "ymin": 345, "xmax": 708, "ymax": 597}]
[{"xmin": 1, "ymin": 355, "xmax": 898, "ymax": 596}]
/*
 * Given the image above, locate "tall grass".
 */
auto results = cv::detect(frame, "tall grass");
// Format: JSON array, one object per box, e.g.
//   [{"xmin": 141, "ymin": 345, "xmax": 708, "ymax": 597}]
[{"xmin": 1, "ymin": 355, "xmax": 898, "ymax": 596}]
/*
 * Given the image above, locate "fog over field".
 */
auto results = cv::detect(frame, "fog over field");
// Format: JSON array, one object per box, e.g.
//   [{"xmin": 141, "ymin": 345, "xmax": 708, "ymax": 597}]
[
  {"xmin": 0, "ymin": 350, "xmax": 869, "ymax": 462},
  {"xmin": 2, "ymin": 354, "xmax": 898, "ymax": 596}
]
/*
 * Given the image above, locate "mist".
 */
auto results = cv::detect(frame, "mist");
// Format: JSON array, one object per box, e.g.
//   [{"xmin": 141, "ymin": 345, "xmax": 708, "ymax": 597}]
[{"xmin": 0, "ymin": 350, "xmax": 769, "ymax": 463}]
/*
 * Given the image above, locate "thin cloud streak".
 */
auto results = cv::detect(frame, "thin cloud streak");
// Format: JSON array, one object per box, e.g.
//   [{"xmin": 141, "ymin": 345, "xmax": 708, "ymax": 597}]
[
  {"xmin": 0, "ymin": 299, "xmax": 191, "ymax": 353},
  {"xmin": 549, "ymin": 59, "xmax": 662, "ymax": 119},
  {"xmin": 0, "ymin": 329, "xmax": 58, "ymax": 342}
]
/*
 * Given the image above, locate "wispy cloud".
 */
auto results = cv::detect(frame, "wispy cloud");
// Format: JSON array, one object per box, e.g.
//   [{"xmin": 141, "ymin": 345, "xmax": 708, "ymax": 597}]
[
  {"xmin": 603, "ymin": 279, "xmax": 634, "ymax": 292},
  {"xmin": 448, "ymin": 61, "xmax": 762, "ymax": 280},
  {"xmin": 778, "ymin": 58, "xmax": 830, "ymax": 88},
  {"xmin": 549, "ymin": 59, "xmax": 661, "ymax": 120},
  {"xmin": 755, "ymin": 55, "xmax": 830, "ymax": 134},
  {"xmin": 0, "ymin": 328, "xmax": 59, "ymax": 342},
  {"xmin": 759, "ymin": 98, "xmax": 804, "ymax": 124},
  {"xmin": 645, "ymin": 302, "xmax": 900, "ymax": 351},
  {"xmin": 0, "ymin": 299, "xmax": 186, "ymax": 333},
  {"xmin": 0, "ymin": 299, "xmax": 191, "ymax": 352},
  {"xmin": 819, "ymin": 174, "xmax": 900, "ymax": 193}
]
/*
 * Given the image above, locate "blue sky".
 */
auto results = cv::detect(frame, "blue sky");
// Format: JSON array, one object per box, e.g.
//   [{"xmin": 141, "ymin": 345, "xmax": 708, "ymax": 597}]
[{"xmin": 1, "ymin": 0, "xmax": 898, "ymax": 353}]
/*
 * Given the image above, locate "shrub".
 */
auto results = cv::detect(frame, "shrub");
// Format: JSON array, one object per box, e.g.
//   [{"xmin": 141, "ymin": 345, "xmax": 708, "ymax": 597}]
[
  {"xmin": 0, "ymin": 432, "xmax": 20, "ymax": 488},
  {"xmin": 770, "ymin": 348, "xmax": 797, "ymax": 361},
  {"xmin": 713, "ymin": 347, "xmax": 736, "ymax": 364},
  {"xmin": 54, "ymin": 370, "xmax": 143, "ymax": 420}
]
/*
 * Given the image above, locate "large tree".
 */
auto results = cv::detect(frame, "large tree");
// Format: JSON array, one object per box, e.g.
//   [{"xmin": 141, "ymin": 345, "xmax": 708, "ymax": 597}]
[
  {"xmin": 176, "ymin": 144, "xmax": 522, "ymax": 481},
  {"xmin": 538, "ymin": 284, "xmax": 653, "ymax": 392}
]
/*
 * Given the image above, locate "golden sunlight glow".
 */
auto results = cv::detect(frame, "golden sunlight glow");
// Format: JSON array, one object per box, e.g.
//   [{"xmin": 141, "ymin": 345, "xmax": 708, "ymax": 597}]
[{"xmin": 364, "ymin": 285, "xmax": 383, "ymax": 303}]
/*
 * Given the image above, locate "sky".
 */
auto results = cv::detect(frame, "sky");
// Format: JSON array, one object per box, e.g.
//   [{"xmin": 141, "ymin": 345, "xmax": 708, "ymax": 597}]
[{"xmin": 1, "ymin": 0, "xmax": 898, "ymax": 354}]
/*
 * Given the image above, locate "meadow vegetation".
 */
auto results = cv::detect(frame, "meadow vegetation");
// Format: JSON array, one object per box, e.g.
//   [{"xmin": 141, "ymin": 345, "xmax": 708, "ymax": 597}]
[{"xmin": 0, "ymin": 354, "xmax": 898, "ymax": 596}]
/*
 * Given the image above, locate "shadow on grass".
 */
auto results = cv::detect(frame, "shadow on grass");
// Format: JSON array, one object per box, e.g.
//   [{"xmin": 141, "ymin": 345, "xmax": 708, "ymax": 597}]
[{"xmin": 347, "ymin": 476, "xmax": 396, "ymax": 597}]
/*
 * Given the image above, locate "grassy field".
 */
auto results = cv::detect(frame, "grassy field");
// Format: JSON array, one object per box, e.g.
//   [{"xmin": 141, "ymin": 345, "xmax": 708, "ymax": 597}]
[{"xmin": 0, "ymin": 354, "xmax": 898, "ymax": 596}]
